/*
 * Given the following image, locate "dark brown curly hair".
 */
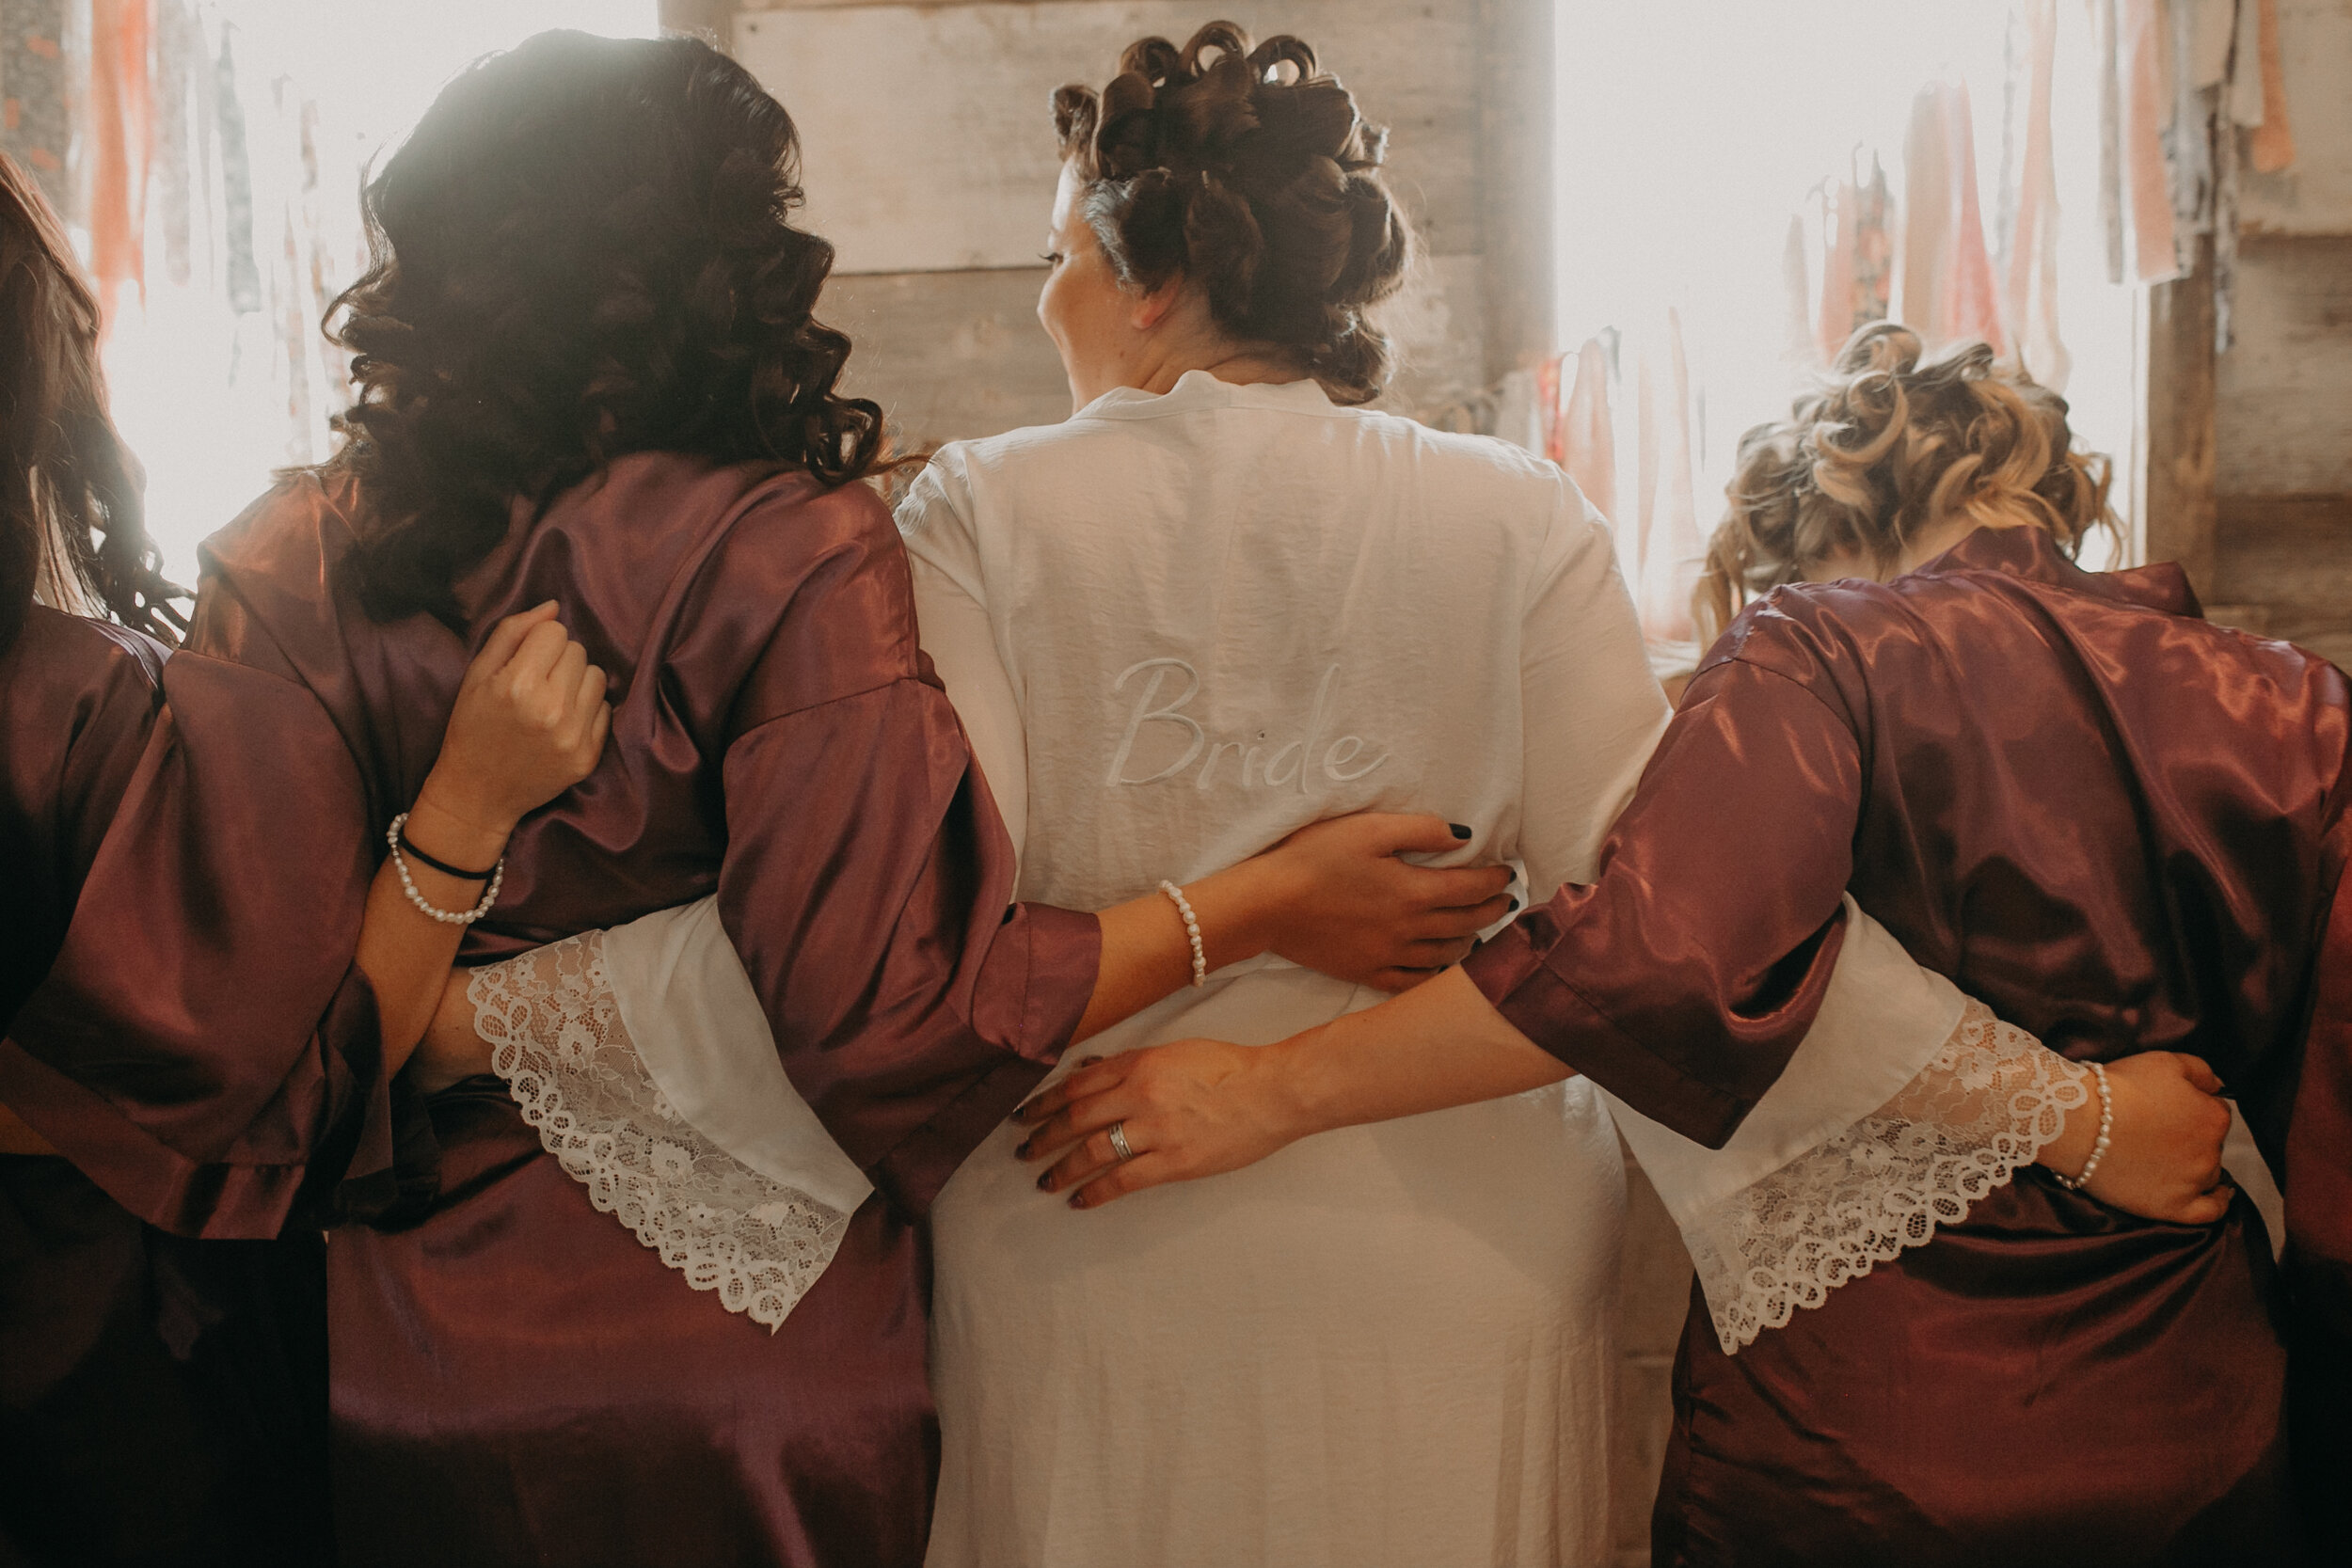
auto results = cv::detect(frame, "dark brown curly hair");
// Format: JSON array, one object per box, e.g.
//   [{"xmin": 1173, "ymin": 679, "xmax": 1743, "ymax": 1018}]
[
  {"xmin": 1, "ymin": 153, "xmax": 183, "ymax": 656},
  {"xmin": 1693, "ymin": 322, "xmax": 2116, "ymax": 642},
  {"xmin": 328, "ymin": 30, "xmax": 890, "ymax": 624},
  {"xmin": 1053, "ymin": 22, "xmax": 1413, "ymax": 405}
]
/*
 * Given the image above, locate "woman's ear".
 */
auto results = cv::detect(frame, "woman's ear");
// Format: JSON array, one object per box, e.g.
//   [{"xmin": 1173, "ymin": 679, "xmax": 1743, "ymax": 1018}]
[{"xmin": 1128, "ymin": 275, "xmax": 1185, "ymax": 334}]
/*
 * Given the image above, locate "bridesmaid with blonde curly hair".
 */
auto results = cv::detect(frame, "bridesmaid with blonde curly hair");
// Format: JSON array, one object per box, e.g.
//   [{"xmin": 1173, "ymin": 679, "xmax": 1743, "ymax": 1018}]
[{"xmin": 1030, "ymin": 321, "xmax": 2349, "ymax": 1564}]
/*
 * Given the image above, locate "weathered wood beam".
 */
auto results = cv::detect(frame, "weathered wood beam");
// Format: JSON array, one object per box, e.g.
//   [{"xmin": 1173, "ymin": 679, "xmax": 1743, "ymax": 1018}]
[
  {"xmin": 2215, "ymin": 233, "xmax": 2352, "ymax": 498},
  {"xmin": 1477, "ymin": 0, "xmax": 1553, "ymax": 383},
  {"xmin": 2213, "ymin": 492, "xmax": 2352, "ymax": 661},
  {"xmin": 2142, "ymin": 233, "xmax": 2217, "ymax": 594},
  {"xmin": 735, "ymin": 1, "xmax": 1481, "ymax": 276}
]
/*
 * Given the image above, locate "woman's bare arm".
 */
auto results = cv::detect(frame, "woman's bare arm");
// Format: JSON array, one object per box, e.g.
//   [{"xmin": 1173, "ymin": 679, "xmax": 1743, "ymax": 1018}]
[
  {"xmin": 1074, "ymin": 814, "xmax": 1513, "ymax": 1041},
  {"xmin": 356, "ymin": 603, "xmax": 610, "ymax": 1075},
  {"xmin": 410, "ymin": 812, "xmax": 1514, "ymax": 1089},
  {"xmin": 1016, "ymin": 967, "xmax": 2235, "ymax": 1225},
  {"xmin": 1015, "ymin": 968, "xmax": 1556, "ymax": 1207}
]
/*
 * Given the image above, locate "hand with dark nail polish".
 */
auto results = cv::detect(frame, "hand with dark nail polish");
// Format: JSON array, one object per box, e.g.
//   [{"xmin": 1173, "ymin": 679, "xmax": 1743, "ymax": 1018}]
[{"xmin": 1216, "ymin": 812, "xmax": 1511, "ymax": 993}]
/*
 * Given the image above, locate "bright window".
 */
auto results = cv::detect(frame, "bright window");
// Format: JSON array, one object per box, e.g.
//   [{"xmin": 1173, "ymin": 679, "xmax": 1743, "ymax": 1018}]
[
  {"xmin": 1555, "ymin": 0, "xmax": 2140, "ymax": 649},
  {"xmin": 88, "ymin": 1, "xmax": 660, "ymax": 585}
]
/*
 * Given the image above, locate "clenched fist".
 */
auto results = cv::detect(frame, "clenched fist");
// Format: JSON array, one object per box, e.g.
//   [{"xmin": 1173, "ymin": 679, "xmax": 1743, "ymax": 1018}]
[
  {"xmin": 418, "ymin": 601, "xmax": 612, "ymax": 844},
  {"xmin": 2065, "ymin": 1051, "xmax": 2237, "ymax": 1226}
]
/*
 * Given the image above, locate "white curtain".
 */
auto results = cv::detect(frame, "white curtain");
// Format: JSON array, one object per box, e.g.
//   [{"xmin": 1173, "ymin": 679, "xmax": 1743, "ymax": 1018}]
[
  {"xmin": 1537, "ymin": 0, "xmax": 2217, "ymax": 661},
  {"xmin": 57, "ymin": 0, "xmax": 659, "ymax": 585}
]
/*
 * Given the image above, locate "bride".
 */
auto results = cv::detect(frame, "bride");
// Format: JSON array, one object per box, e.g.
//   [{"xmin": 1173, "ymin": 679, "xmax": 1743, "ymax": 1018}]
[
  {"xmin": 907, "ymin": 29, "xmax": 1652, "ymax": 1564},
  {"xmin": 415, "ymin": 23, "xmax": 2200, "ymax": 1566}
]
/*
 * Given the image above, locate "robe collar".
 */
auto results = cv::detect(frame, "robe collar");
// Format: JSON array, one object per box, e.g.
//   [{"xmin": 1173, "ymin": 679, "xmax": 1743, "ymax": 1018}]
[
  {"xmin": 1908, "ymin": 523, "xmax": 2203, "ymax": 619},
  {"xmin": 1080, "ymin": 369, "xmax": 1339, "ymax": 421}
]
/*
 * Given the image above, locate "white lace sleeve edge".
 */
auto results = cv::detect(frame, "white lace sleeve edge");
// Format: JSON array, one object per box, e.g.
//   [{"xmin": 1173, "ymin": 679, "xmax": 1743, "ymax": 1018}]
[
  {"xmin": 469, "ymin": 935, "xmax": 855, "ymax": 1334},
  {"xmin": 1682, "ymin": 998, "xmax": 2090, "ymax": 1354}
]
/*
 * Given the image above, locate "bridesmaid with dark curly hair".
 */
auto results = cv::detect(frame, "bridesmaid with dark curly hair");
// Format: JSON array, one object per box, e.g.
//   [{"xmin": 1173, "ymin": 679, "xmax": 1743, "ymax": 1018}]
[{"xmin": 188, "ymin": 31, "xmax": 1497, "ymax": 1568}]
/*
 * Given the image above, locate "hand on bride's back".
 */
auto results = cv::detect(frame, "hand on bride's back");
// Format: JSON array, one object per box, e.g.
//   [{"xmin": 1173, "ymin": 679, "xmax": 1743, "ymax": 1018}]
[
  {"xmin": 418, "ymin": 601, "xmax": 612, "ymax": 839},
  {"xmin": 1249, "ymin": 814, "xmax": 1515, "ymax": 992},
  {"xmin": 2079, "ymin": 1052, "xmax": 2236, "ymax": 1226}
]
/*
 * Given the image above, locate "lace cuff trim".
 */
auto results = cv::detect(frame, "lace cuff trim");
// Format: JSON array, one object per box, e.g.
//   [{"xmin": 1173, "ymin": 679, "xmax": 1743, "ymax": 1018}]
[
  {"xmin": 469, "ymin": 933, "xmax": 852, "ymax": 1332},
  {"xmin": 1685, "ymin": 998, "xmax": 2090, "ymax": 1354}
]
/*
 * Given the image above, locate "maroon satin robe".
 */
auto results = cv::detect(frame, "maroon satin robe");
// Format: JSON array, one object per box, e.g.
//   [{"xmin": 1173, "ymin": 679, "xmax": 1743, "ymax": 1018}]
[
  {"xmin": 1466, "ymin": 527, "xmax": 2352, "ymax": 1566},
  {"xmin": 191, "ymin": 454, "xmax": 1102, "ymax": 1568},
  {"xmin": 3, "ymin": 604, "xmax": 386, "ymax": 1567}
]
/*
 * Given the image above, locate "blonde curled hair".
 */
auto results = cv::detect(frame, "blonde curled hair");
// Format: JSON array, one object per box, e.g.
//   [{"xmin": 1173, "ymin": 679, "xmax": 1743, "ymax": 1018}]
[{"xmin": 1693, "ymin": 322, "xmax": 2116, "ymax": 642}]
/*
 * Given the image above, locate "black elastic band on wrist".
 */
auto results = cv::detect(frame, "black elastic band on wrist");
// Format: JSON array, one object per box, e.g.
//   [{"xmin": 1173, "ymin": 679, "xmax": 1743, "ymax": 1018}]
[{"xmin": 398, "ymin": 828, "xmax": 498, "ymax": 882}]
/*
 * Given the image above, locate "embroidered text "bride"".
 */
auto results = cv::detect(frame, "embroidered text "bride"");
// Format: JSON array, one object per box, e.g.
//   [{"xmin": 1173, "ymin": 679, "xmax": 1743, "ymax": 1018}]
[{"xmin": 1104, "ymin": 659, "xmax": 1388, "ymax": 791}]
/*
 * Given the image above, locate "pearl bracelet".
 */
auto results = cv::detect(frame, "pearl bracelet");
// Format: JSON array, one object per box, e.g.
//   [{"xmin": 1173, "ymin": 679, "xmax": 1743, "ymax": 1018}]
[
  {"xmin": 387, "ymin": 812, "xmax": 505, "ymax": 926},
  {"xmin": 2051, "ymin": 1060, "xmax": 2113, "ymax": 1192},
  {"xmin": 1158, "ymin": 879, "xmax": 1208, "ymax": 988}
]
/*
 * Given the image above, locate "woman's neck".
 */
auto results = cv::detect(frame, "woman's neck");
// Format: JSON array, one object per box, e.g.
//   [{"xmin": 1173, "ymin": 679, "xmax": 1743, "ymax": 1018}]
[
  {"xmin": 1893, "ymin": 513, "xmax": 2042, "ymax": 576},
  {"xmin": 1807, "ymin": 514, "xmax": 2047, "ymax": 587},
  {"xmin": 1123, "ymin": 345, "xmax": 1304, "ymax": 399},
  {"xmin": 1101, "ymin": 326, "xmax": 1308, "ymax": 404}
]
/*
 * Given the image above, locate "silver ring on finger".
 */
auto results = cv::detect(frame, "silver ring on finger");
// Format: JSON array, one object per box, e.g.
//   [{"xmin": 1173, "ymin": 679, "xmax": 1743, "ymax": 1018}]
[{"xmin": 1107, "ymin": 1120, "xmax": 1136, "ymax": 1163}]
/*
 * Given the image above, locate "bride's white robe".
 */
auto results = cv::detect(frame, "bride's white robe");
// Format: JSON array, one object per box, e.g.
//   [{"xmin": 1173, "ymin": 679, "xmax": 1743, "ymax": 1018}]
[{"xmin": 902, "ymin": 372, "xmax": 1660, "ymax": 1567}]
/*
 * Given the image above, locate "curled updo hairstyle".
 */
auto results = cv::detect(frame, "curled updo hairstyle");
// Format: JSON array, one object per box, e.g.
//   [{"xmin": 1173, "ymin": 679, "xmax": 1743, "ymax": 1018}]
[
  {"xmin": 0, "ymin": 154, "xmax": 180, "ymax": 657},
  {"xmin": 1053, "ymin": 22, "xmax": 1412, "ymax": 404},
  {"xmin": 329, "ymin": 31, "xmax": 889, "ymax": 624},
  {"xmin": 1694, "ymin": 323, "xmax": 2115, "ymax": 641}
]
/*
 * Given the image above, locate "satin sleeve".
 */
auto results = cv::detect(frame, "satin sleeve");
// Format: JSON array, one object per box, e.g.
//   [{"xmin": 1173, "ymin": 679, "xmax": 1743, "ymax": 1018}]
[
  {"xmin": 714, "ymin": 499, "xmax": 1098, "ymax": 1218},
  {"xmin": 1464, "ymin": 651, "xmax": 1863, "ymax": 1146},
  {"xmin": 0, "ymin": 650, "xmax": 389, "ymax": 1238},
  {"xmin": 1506, "ymin": 543, "xmax": 2077, "ymax": 1345},
  {"xmin": 1, "ymin": 619, "xmax": 158, "ymax": 1026}
]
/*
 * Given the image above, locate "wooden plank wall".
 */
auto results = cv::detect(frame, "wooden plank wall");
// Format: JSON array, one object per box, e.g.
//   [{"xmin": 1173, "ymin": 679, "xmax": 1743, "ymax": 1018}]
[
  {"xmin": 2173, "ymin": 0, "xmax": 2352, "ymax": 666},
  {"xmin": 2210, "ymin": 231, "xmax": 2352, "ymax": 664},
  {"xmin": 2145, "ymin": 239, "xmax": 2220, "ymax": 594},
  {"xmin": 675, "ymin": 5, "xmax": 1678, "ymax": 1562},
  {"xmin": 725, "ymin": 0, "xmax": 1520, "ymax": 450}
]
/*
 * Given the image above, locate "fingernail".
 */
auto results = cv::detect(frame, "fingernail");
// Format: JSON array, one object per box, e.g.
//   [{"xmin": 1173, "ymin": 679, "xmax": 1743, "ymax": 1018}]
[
  {"xmin": 1079, "ymin": 1055, "xmax": 1104, "ymax": 1068},
  {"xmin": 1067, "ymin": 1193, "xmax": 1087, "ymax": 1209},
  {"xmin": 1506, "ymin": 898, "xmax": 1519, "ymax": 912},
  {"xmin": 1015, "ymin": 1139, "xmax": 1033, "ymax": 1160},
  {"xmin": 1450, "ymin": 823, "xmax": 1472, "ymax": 840},
  {"xmin": 1036, "ymin": 1172, "xmax": 1053, "ymax": 1192}
]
